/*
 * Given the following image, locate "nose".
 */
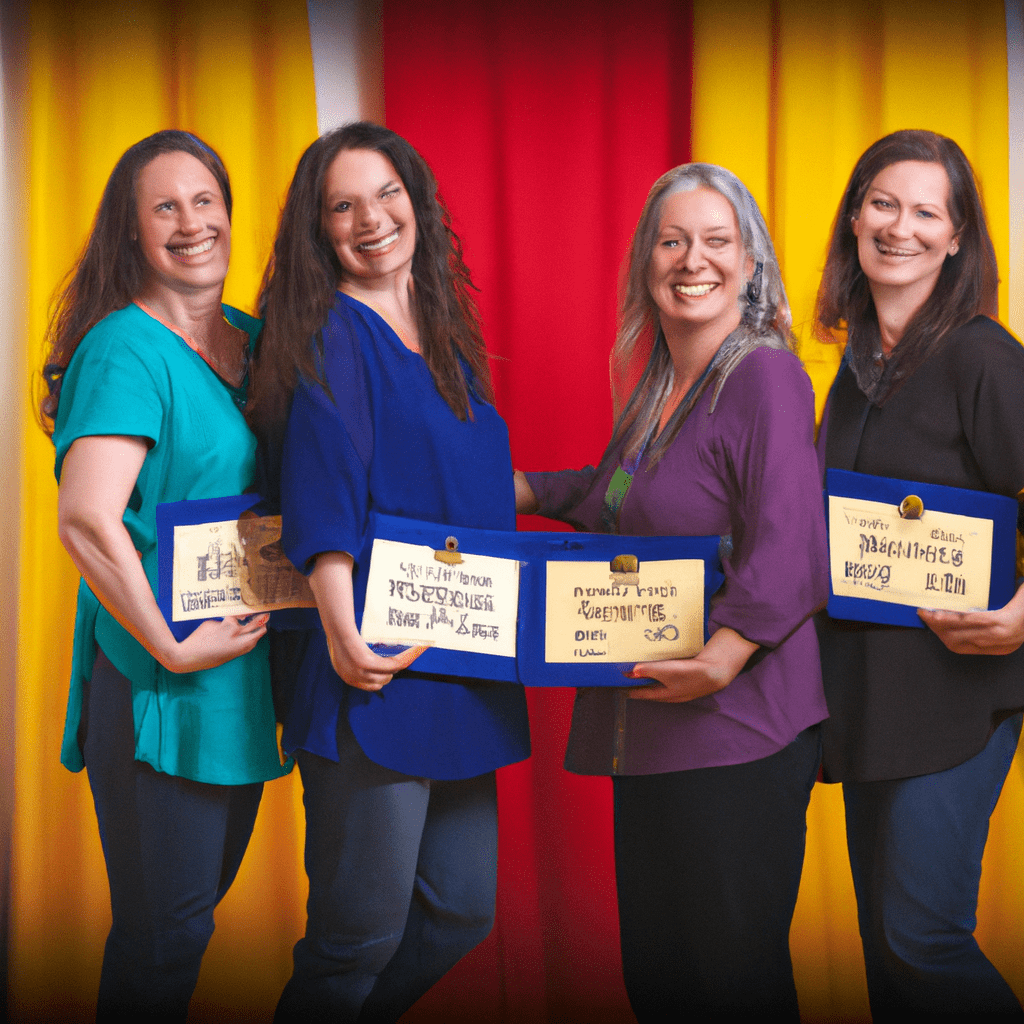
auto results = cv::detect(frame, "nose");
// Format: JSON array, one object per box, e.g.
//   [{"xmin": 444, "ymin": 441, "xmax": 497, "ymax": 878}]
[
  {"xmin": 680, "ymin": 240, "xmax": 707, "ymax": 272},
  {"xmin": 177, "ymin": 203, "xmax": 204, "ymax": 236},
  {"xmin": 355, "ymin": 198, "xmax": 382, "ymax": 230},
  {"xmin": 886, "ymin": 207, "xmax": 914, "ymax": 239}
]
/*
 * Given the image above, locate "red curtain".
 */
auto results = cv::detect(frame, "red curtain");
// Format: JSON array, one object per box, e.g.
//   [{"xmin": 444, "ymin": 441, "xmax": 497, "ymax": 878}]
[{"xmin": 383, "ymin": 3, "xmax": 692, "ymax": 1019}]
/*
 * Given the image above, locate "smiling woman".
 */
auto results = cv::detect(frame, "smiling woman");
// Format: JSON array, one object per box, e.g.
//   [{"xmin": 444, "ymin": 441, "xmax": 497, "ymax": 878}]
[
  {"xmin": 38, "ymin": 130, "xmax": 287, "ymax": 1023},
  {"xmin": 815, "ymin": 129, "xmax": 1024, "ymax": 1020},
  {"xmin": 516, "ymin": 162, "xmax": 828, "ymax": 1021},
  {"xmin": 247, "ymin": 122, "xmax": 529, "ymax": 1024}
]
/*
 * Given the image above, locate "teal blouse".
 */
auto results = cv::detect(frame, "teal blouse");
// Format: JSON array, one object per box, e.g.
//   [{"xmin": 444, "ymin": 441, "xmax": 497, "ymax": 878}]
[{"xmin": 52, "ymin": 302, "xmax": 288, "ymax": 785}]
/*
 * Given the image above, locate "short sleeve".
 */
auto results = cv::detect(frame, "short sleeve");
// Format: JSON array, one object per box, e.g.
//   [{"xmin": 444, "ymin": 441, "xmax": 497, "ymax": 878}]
[
  {"xmin": 709, "ymin": 348, "xmax": 829, "ymax": 646},
  {"xmin": 279, "ymin": 306, "xmax": 373, "ymax": 573},
  {"xmin": 53, "ymin": 321, "xmax": 165, "ymax": 480}
]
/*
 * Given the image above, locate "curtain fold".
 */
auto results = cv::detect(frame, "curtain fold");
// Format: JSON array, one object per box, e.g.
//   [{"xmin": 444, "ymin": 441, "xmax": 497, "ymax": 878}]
[{"xmin": 12, "ymin": 3, "xmax": 318, "ymax": 1020}]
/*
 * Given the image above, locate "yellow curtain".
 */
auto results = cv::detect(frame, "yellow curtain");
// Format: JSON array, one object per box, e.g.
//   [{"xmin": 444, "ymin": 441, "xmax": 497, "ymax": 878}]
[
  {"xmin": 692, "ymin": 2, "xmax": 1018, "ymax": 1020},
  {"xmin": 13, "ymin": 2, "xmax": 317, "ymax": 1019}
]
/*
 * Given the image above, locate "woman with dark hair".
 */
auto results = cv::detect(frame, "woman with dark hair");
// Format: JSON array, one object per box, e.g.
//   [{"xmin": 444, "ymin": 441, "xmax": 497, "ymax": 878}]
[
  {"xmin": 516, "ymin": 164, "xmax": 828, "ymax": 1020},
  {"xmin": 250, "ymin": 122, "xmax": 529, "ymax": 1023},
  {"xmin": 816, "ymin": 129, "xmax": 1024, "ymax": 1020},
  {"xmin": 43, "ymin": 130, "xmax": 286, "ymax": 1021}
]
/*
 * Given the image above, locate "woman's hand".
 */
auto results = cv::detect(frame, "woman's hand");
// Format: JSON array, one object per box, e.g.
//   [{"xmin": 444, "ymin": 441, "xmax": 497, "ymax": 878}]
[
  {"xmin": 626, "ymin": 626, "xmax": 759, "ymax": 703},
  {"xmin": 59, "ymin": 435, "xmax": 266, "ymax": 674},
  {"xmin": 164, "ymin": 614, "xmax": 270, "ymax": 674},
  {"xmin": 918, "ymin": 584, "xmax": 1024, "ymax": 655},
  {"xmin": 309, "ymin": 551, "xmax": 426, "ymax": 690},
  {"xmin": 514, "ymin": 471, "xmax": 539, "ymax": 515}
]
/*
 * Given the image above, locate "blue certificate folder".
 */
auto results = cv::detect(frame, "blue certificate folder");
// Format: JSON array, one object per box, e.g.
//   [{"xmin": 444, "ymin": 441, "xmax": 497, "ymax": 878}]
[
  {"xmin": 156, "ymin": 498, "xmax": 724, "ymax": 685},
  {"xmin": 825, "ymin": 468, "xmax": 1018, "ymax": 629},
  {"xmin": 362, "ymin": 514, "xmax": 724, "ymax": 687}
]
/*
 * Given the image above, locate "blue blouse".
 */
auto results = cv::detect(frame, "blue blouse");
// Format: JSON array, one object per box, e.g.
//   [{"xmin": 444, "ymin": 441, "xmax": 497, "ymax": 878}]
[{"xmin": 279, "ymin": 292, "xmax": 530, "ymax": 780}]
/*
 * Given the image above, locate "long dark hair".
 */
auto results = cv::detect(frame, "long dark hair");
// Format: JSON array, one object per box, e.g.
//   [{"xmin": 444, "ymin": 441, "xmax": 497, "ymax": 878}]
[
  {"xmin": 247, "ymin": 122, "xmax": 491, "ymax": 433},
  {"xmin": 38, "ymin": 130, "xmax": 232, "ymax": 434},
  {"xmin": 815, "ymin": 129, "xmax": 997, "ymax": 404}
]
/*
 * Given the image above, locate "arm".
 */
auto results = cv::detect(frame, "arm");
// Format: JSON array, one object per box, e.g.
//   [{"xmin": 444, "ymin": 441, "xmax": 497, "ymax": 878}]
[
  {"xmin": 308, "ymin": 551, "xmax": 425, "ymax": 690},
  {"xmin": 58, "ymin": 435, "xmax": 268, "ymax": 673},
  {"xmin": 514, "ymin": 471, "xmax": 538, "ymax": 514}
]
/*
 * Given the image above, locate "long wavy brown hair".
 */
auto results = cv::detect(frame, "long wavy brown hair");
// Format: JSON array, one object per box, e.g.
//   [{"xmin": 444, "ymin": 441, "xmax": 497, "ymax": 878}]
[
  {"xmin": 814, "ymin": 129, "xmax": 998, "ymax": 405},
  {"xmin": 38, "ymin": 130, "xmax": 232, "ymax": 435},
  {"xmin": 247, "ymin": 122, "xmax": 491, "ymax": 435}
]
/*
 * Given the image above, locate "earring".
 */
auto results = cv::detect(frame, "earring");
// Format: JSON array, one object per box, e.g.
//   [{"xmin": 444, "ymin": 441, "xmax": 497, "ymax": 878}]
[
  {"xmin": 949, "ymin": 240, "xmax": 959, "ymax": 256},
  {"xmin": 746, "ymin": 261, "xmax": 763, "ymax": 303}
]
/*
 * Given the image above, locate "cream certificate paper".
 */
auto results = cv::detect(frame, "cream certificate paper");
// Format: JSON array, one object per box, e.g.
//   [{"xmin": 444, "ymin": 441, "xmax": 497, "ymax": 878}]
[
  {"xmin": 828, "ymin": 495, "xmax": 994, "ymax": 612},
  {"xmin": 545, "ymin": 558, "xmax": 705, "ymax": 663},
  {"xmin": 172, "ymin": 516, "xmax": 314, "ymax": 620},
  {"xmin": 360, "ymin": 539, "xmax": 519, "ymax": 658}
]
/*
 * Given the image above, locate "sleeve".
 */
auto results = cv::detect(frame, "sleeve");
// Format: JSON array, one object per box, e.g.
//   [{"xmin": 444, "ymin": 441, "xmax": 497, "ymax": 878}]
[
  {"xmin": 708, "ymin": 348, "xmax": 830, "ymax": 647},
  {"xmin": 279, "ymin": 307, "xmax": 374, "ymax": 574},
  {"xmin": 952, "ymin": 319, "xmax": 1024, "ymax": 498},
  {"xmin": 525, "ymin": 466, "xmax": 609, "ymax": 533},
  {"xmin": 53, "ymin": 320, "xmax": 165, "ymax": 480}
]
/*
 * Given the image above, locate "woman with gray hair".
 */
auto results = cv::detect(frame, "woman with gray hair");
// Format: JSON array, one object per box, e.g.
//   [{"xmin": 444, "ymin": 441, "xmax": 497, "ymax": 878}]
[{"xmin": 516, "ymin": 164, "xmax": 828, "ymax": 1020}]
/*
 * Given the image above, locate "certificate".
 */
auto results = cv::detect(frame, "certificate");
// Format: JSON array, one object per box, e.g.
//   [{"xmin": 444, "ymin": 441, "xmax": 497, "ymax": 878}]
[
  {"xmin": 360, "ymin": 538, "xmax": 519, "ymax": 659},
  {"xmin": 825, "ymin": 469, "xmax": 1018, "ymax": 628},
  {"xmin": 543, "ymin": 558, "xmax": 705, "ymax": 663}
]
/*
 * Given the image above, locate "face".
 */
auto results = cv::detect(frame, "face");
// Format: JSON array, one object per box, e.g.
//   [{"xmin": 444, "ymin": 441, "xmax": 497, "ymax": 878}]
[
  {"xmin": 134, "ymin": 151, "xmax": 231, "ymax": 296},
  {"xmin": 852, "ymin": 160, "xmax": 959, "ymax": 304},
  {"xmin": 321, "ymin": 148, "xmax": 417, "ymax": 286},
  {"xmin": 647, "ymin": 186, "xmax": 750, "ymax": 340}
]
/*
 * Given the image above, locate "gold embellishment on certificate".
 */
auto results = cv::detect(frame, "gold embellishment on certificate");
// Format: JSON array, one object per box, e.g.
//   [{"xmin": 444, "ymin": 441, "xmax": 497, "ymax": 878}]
[
  {"xmin": 545, "ymin": 559, "xmax": 705, "ymax": 663},
  {"xmin": 828, "ymin": 496, "xmax": 993, "ymax": 611},
  {"xmin": 172, "ymin": 515, "xmax": 314, "ymax": 621},
  {"xmin": 360, "ymin": 539, "xmax": 519, "ymax": 658}
]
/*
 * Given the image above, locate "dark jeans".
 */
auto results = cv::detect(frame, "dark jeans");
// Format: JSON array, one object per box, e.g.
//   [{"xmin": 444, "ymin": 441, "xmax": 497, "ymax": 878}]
[{"xmin": 82, "ymin": 648, "xmax": 263, "ymax": 1023}]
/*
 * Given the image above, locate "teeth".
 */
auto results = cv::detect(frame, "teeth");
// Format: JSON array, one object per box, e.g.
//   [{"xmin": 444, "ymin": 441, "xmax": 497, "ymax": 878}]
[
  {"xmin": 875, "ymin": 240, "xmax": 917, "ymax": 257},
  {"xmin": 169, "ymin": 238, "xmax": 214, "ymax": 257},
  {"xmin": 358, "ymin": 230, "xmax": 399, "ymax": 252},
  {"xmin": 674, "ymin": 283, "xmax": 715, "ymax": 297}
]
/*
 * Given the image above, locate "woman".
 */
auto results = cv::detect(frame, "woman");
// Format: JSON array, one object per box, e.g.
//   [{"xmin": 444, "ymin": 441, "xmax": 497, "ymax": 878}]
[
  {"xmin": 516, "ymin": 164, "xmax": 828, "ymax": 1020},
  {"xmin": 248, "ymin": 122, "xmax": 530, "ymax": 1023},
  {"xmin": 815, "ymin": 129, "xmax": 1024, "ymax": 1020},
  {"xmin": 42, "ymin": 131, "xmax": 287, "ymax": 1021}
]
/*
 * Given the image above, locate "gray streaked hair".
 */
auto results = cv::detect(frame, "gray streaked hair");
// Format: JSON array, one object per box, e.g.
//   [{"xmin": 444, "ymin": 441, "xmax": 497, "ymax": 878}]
[{"xmin": 612, "ymin": 163, "xmax": 794, "ymax": 464}]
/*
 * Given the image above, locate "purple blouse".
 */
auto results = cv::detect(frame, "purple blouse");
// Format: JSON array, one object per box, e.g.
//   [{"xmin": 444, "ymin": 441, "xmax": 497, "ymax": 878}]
[{"xmin": 528, "ymin": 346, "xmax": 829, "ymax": 775}]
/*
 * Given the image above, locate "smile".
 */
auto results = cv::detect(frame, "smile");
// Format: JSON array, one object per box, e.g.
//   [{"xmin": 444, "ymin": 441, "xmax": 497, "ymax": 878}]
[
  {"xmin": 873, "ymin": 239, "xmax": 921, "ymax": 258},
  {"xmin": 168, "ymin": 238, "xmax": 214, "ymax": 257},
  {"xmin": 674, "ymin": 283, "xmax": 717, "ymax": 297},
  {"xmin": 357, "ymin": 230, "xmax": 399, "ymax": 253}
]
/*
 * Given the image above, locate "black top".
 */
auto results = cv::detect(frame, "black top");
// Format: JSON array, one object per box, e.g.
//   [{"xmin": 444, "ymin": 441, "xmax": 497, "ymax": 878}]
[{"xmin": 817, "ymin": 315, "xmax": 1024, "ymax": 782}]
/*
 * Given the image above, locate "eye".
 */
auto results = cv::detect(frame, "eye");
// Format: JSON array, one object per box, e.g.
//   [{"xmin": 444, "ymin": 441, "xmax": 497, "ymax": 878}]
[
  {"xmin": 871, "ymin": 199, "xmax": 894, "ymax": 210},
  {"xmin": 915, "ymin": 209, "xmax": 936, "ymax": 219},
  {"xmin": 661, "ymin": 238, "xmax": 679, "ymax": 248},
  {"xmin": 707, "ymin": 237, "xmax": 729, "ymax": 247},
  {"xmin": 196, "ymin": 196, "xmax": 211, "ymax": 207},
  {"xmin": 155, "ymin": 200, "xmax": 174, "ymax": 212},
  {"xmin": 381, "ymin": 187, "xmax": 401, "ymax": 200},
  {"xmin": 332, "ymin": 201, "xmax": 351, "ymax": 213}
]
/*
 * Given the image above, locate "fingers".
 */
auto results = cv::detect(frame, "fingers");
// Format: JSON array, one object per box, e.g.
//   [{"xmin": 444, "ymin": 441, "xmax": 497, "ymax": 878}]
[
  {"xmin": 917, "ymin": 608, "xmax": 1021, "ymax": 655},
  {"xmin": 334, "ymin": 643, "xmax": 430, "ymax": 692}
]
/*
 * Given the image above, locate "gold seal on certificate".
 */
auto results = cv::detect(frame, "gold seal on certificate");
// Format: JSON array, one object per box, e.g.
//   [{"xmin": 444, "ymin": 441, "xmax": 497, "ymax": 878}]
[
  {"xmin": 828, "ymin": 495, "xmax": 994, "ymax": 612},
  {"xmin": 544, "ymin": 558, "xmax": 705, "ymax": 663}
]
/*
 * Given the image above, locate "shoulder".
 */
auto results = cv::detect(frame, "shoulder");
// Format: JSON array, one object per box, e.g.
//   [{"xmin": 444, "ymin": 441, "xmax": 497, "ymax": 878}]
[
  {"xmin": 69, "ymin": 304, "xmax": 168, "ymax": 376},
  {"xmin": 941, "ymin": 315, "xmax": 1024, "ymax": 385},
  {"xmin": 719, "ymin": 344, "xmax": 814, "ymax": 405}
]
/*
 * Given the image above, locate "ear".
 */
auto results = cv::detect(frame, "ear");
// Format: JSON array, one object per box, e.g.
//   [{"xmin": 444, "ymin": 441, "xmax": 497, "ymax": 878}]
[
  {"xmin": 949, "ymin": 237, "xmax": 960, "ymax": 256},
  {"xmin": 745, "ymin": 254, "xmax": 755, "ymax": 280},
  {"xmin": 851, "ymin": 214, "xmax": 861, "ymax": 238}
]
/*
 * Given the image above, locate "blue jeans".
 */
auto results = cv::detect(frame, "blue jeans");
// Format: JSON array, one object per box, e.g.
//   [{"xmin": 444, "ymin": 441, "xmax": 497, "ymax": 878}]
[
  {"xmin": 275, "ymin": 711, "xmax": 498, "ymax": 1024},
  {"xmin": 82, "ymin": 648, "xmax": 263, "ymax": 1022},
  {"xmin": 844, "ymin": 713, "xmax": 1024, "ymax": 1022},
  {"xmin": 613, "ymin": 725, "xmax": 821, "ymax": 1022}
]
